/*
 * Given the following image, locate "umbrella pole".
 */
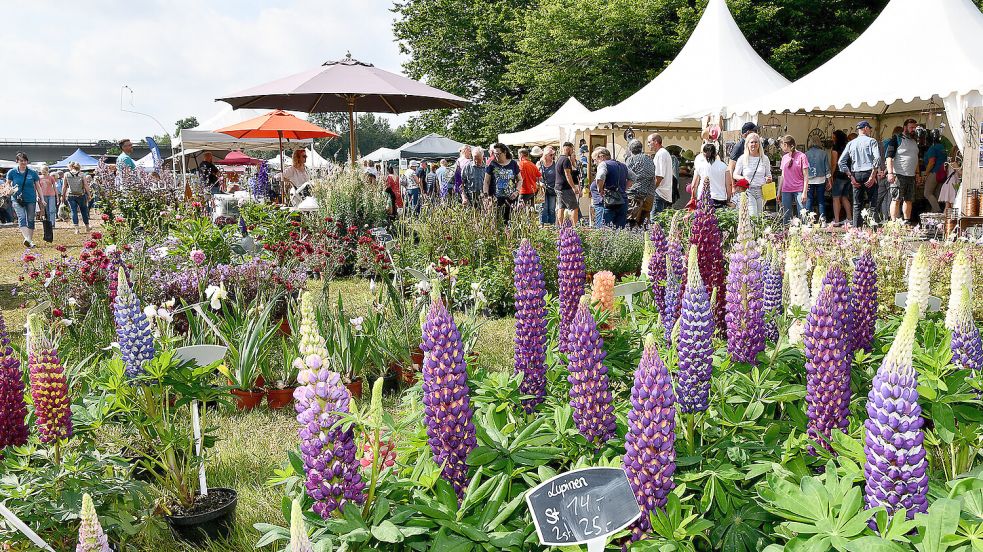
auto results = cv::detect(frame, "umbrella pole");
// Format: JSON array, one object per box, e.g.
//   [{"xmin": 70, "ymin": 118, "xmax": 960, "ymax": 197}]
[
  {"xmin": 279, "ymin": 132, "xmax": 286, "ymax": 204},
  {"xmin": 348, "ymin": 96, "xmax": 357, "ymax": 167}
]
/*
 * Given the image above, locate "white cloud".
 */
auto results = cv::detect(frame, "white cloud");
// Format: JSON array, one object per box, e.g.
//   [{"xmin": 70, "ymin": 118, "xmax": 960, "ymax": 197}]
[{"xmin": 1, "ymin": 0, "xmax": 408, "ymax": 139}]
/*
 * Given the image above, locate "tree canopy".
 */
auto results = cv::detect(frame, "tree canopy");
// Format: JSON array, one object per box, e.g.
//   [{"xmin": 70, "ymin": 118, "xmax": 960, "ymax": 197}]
[{"xmin": 307, "ymin": 112, "xmax": 420, "ymax": 163}]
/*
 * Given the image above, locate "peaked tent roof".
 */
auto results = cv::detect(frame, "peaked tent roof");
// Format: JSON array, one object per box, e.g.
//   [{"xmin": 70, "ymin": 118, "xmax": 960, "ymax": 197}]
[
  {"xmin": 362, "ymin": 147, "xmax": 399, "ymax": 162},
  {"xmin": 498, "ymin": 97, "xmax": 593, "ymax": 146},
  {"xmin": 397, "ymin": 133, "xmax": 467, "ymax": 160},
  {"xmin": 579, "ymin": 0, "xmax": 789, "ymax": 128},
  {"xmin": 51, "ymin": 148, "xmax": 101, "ymax": 169},
  {"xmin": 727, "ymin": 0, "xmax": 983, "ymax": 116}
]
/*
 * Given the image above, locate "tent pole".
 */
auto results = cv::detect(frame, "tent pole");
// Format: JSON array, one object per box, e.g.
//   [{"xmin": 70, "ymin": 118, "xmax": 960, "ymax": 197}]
[{"xmin": 348, "ymin": 96, "xmax": 357, "ymax": 167}]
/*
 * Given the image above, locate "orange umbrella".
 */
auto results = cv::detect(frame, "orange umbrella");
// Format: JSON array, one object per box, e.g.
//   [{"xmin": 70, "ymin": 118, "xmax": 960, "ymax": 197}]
[{"xmin": 215, "ymin": 110, "xmax": 338, "ymax": 194}]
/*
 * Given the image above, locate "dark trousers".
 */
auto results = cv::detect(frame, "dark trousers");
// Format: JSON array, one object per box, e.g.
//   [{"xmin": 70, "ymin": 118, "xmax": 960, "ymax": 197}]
[
  {"xmin": 805, "ymin": 183, "xmax": 826, "ymax": 221},
  {"xmin": 851, "ymin": 171, "xmax": 877, "ymax": 227},
  {"xmin": 874, "ymin": 177, "xmax": 891, "ymax": 222},
  {"xmin": 497, "ymin": 196, "xmax": 513, "ymax": 224},
  {"xmin": 68, "ymin": 195, "xmax": 90, "ymax": 226},
  {"xmin": 540, "ymin": 193, "xmax": 556, "ymax": 224},
  {"xmin": 602, "ymin": 201, "xmax": 628, "ymax": 228},
  {"xmin": 407, "ymin": 188, "xmax": 421, "ymax": 214}
]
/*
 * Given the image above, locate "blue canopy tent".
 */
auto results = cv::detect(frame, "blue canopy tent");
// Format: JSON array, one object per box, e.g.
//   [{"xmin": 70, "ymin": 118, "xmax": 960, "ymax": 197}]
[{"xmin": 51, "ymin": 148, "xmax": 100, "ymax": 169}]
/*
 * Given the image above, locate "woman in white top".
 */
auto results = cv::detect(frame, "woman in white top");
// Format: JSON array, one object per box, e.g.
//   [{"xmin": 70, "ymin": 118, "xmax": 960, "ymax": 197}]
[
  {"xmin": 692, "ymin": 143, "xmax": 732, "ymax": 209},
  {"xmin": 282, "ymin": 149, "xmax": 310, "ymax": 203},
  {"xmin": 732, "ymin": 132, "xmax": 772, "ymax": 216}
]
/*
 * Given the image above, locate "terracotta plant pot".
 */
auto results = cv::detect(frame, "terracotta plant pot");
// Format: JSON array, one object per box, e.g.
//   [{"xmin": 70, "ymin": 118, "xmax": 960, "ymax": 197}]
[
  {"xmin": 230, "ymin": 389, "xmax": 265, "ymax": 410},
  {"xmin": 266, "ymin": 387, "xmax": 296, "ymax": 409},
  {"xmin": 410, "ymin": 348, "xmax": 424, "ymax": 366},
  {"xmin": 392, "ymin": 364, "xmax": 418, "ymax": 385},
  {"xmin": 346, "ymin": 379, "xmax": 363, "ymax": 399},
  {"xmin": 278, "ymin": 317, "xmax": 292, "ymax": 337}
]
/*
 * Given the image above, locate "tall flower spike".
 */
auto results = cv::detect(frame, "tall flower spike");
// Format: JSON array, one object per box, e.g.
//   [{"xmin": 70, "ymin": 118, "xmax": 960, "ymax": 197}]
[
  {"xmin": 725, "ymin": 194, "xmax": 766, "ymax": 364},
  {"xmin": 945, "ymin": 250, "xmax": 974, "ymax": 330},
  {"xmin": 28, "ymin": 316, "xmax": 72, "ymax": 444},
  {"xmin": 803, "ymin": 265, "xmax": 853, "ymax": 453},
  {"xmin": 558, "ymin": 226, "xmax": 586, "ymax": 354},
  {"xmin": 421, "ymin": 299, "xmax": 477, "ymax": 499},
  {"xmin": 690, "ymin": 184, "xmax": 726, "ymax": 333},
  {"xmin": 667, "ymin": 212, "xmax": 687, "ymax": 299},
  {"xmin": 567, "ymin": 300, "xmax": 617, "ymax": 446},
  {"xmin": 810, "ymin": 260, "xmax": 828, "ymax": 309},
  {"xmin": 298, "ymin": 291, "xmax": 328, "ymax": 359},
  {"xmin": 293, "ymin": 354, "xmax": 364, "ymax": 518},
  {"xmin": 0, "ymin": 311, "xmax": 28, "ymax": 452},
  {"xmin": 852, "ymin": 251, "xmax": 878, "ymax": 353},
  {"xmin": 864, "ymin": 305, "xmax": 928, "ymax": 518},
  {"xmin": 624, "ymin": 336, "xmax": 676, "ymax": 541},
  {"xmin": 676, "ymin": 246, "xmax": 714, "ymax": 413},
  {"xmin": 289, "ymin": 498, "xmax": 314, "ymax": 552},
  {"xmin": 763, "ymin": 247, "xmax": 784, "ymax": 343},
  {"xmin": 76, "ymin": 493, "xmax": 111, "ymax": 552},
  {"xmin": 641, "ymin": 233, "xmax": 653, "ymax": 281},
  {"xmin": 950, "ymin": 286, "xmax": 983, "ymax": 377},
  {"xmin": 113, "ymin": 267, "xmax": 155, "ymax": 378},
  {"xmin": 906, "ymin": 245, "xmax": 931, "ymax": 319},
  {"xmin": 513, "ymin": 239, "xmax": 548, "ymax": 413},
  {"xmin": 591, "ymin": 271, "xmax": 616, "ymax": 322},
  {"xmin": 785, "ymin": 233, "xmax": 811, "ymax": 344},
  {"xmin": 663, "ymin": 255, "xmax": 682, "ymax": 345},
  {"xmin": 648, "ymin": 223, "xmax": 668, "ymax": 315}
]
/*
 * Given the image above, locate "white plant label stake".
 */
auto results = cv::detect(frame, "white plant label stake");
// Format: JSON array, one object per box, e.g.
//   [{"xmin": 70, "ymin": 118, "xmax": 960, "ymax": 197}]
[
  {"xmin": 0, "ymin": 503, "xmax": 56, "ymax": 552},
  {"xmin": 192, "ymin": 400, "xmax": 208, "ymax": 496}
]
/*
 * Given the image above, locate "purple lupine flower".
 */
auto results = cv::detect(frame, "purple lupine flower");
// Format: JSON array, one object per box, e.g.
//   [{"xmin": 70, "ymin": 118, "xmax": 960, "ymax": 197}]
[
  {"xmin": 293, "ymin": 354, "xmax": 365, "ymax": 518},
  {"xmin": 763, "ymin": 248, "xmax": 784, "ymax": 343},
  {"xmin": 255, "ymin": 161, "xmax": 270, "ymax": 199},
  {"xmin": 666, "ymin": 213, "xmax": 686, "ymax": 300},
  {"xmin": 421, "ymin": 299, "xmax": 477, "ymax": 499},
  {"xmin": 725, "ymin": 195, "xmax": 765, "ymax": 364},
  {"xmin": 28, "ymin": 317, "xmax": 72, "ymax": 444},
  {"xmin": 690, "ymin": 180, "xmax": 726, "ymax": 334},
  {"xmin": 76, "ymin": 493, "xmax": 111, "ymax": 552},
  {"xmin": 558, "ymin": 226, "xmax": 586, "ymax": 354},
  {"xmin": 852, "ymin": 251, "xmax": 878, "ymax": 353},
  {"xmin": 803, "ymin": 265, "xmax": 853, "ymax": 453},
  {"xmin": 113, "ymin": 268, "xmax": 155, "ymax": 378},
  {"xmin": 514, "ymin": 239, "xmax": 548, "ymax": 413},
  {"xmin": 0, "ymin": 311, "xmax": 28, "ymax": 452},
  {"xmin": 676, "ymin": 245, "xmax": 714, "ymax": 413},
  {"xmin": 648, "ymin": 223, "xmax": 668, "ymax": 315},
  {"xmin": 864, "ymin": 306, "xmax": 928, "ymax": 518},
  {"xmin": 624, "ymin": 337, "xmax": 676, "ymax": 541},
  {"xmin": 663, "ymin": 256, "xmax": 682, "ymax": 344},
  {"xmin": 567, "ymin": 301, "xmax": 617, "ymax": 446},
  {"xmin": 950, "ymin": 286, "xmax": 982, "ymax": 378}
]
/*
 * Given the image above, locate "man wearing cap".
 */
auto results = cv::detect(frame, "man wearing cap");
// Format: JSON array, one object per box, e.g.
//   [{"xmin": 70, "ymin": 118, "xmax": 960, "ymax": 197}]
[
  {"xmin": 885, "ymin": 118, "xmax": 921, "ymax": 223},
  {"xmin": 625, "ymin": 139, "xmax": 656, "ymax": 227},
  {"xmin": 727, "ymin": 122, "xmax": 758, "ymax": 178},
  {"xmin": 837, "ymin": 121, "xmax": 881, "ymax": 228}
]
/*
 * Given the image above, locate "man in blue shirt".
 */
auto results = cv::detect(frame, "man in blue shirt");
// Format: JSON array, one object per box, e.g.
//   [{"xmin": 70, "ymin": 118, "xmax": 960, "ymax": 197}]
[
  {"xmin": 5, "ymin": 151, "xmax": 43, "ymax": 247},
  {"xmin": 837, "ymin": 121, "xmax": 881, "ymax": 227},
  {"xmin": 116, "ymin": 138, "xmax": 137, "ymax": 171}
]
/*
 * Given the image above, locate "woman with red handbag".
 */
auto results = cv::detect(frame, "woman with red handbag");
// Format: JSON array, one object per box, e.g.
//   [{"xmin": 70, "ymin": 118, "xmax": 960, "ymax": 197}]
[{"xmin": 732, "ymin": 133, "xmax": 772, "ymax": 216}]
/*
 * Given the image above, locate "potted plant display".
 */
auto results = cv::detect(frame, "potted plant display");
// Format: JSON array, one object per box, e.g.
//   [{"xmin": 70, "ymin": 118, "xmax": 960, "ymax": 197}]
[{"xmin": 265, "ymin": 336, "xmax": 301, "ymax": 409}]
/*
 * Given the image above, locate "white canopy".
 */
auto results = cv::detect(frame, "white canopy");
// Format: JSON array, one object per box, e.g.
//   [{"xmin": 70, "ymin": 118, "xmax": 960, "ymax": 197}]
[
  {"xmin": 498, "ymin": 97, "xmax": 593, "ymax": 146},
  {"xmin": 135, "ymin": 153, "xmax": 155, "ymax": 169},
  {"xmin": 362, "ymin": 147, "xmax": 399, "ymax": 162},
  {"xmin": 0, "ymin": 159, "xmax": 15, "ymax": 169},
  {"xmin": 266, "ymin": 147, "xmax": 333, "ymax": 169},
  {"xmin": 577, "ymin": 0, "xmax": 789, "ymax": 129},
  {"xmin": 173, "ymin": 129, "xmax": 312, "ymax": 152}
]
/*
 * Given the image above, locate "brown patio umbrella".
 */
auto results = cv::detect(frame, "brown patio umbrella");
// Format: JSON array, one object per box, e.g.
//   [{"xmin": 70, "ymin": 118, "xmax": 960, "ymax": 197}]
[{"xmin": 216, "ymin": 53, "xmax": 469, "ymax": 165}]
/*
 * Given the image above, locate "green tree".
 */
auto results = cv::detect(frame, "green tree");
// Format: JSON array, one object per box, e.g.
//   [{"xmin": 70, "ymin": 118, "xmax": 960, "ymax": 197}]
[
  {"xmin": 174, "ymin": 116, "xmax": 199, "ymax": 137},
  {"xmin": 308, "ymin": 112, "xmax": 405, "ymax": 162}
]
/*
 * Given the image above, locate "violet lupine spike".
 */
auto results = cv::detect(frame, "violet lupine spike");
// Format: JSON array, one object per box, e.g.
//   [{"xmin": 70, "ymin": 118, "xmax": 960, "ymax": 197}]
[
  {"xmin": 558, "ymin": 226, "xmax": 586, "ymax": 354},
  {"xmin": 648, "ymin": 223, "xmax": 668, "ymax": 315},
  {"xmin": 0, "ymin": 311, "xmax": 28, "ymax": 452},
  {"xmin": 950, "ymin": 286, "xmax": 983, "ymax": 378},
  {"xmin": 667, "ymin": 213, "xmax": 686, "ymax": 298},
  {"xmin": 803, "ymin": 265, "xmax": 853, "ymax": 454},
  {"xmin": 864, "ymin": 306, "xmax": 928, "ymax": 518},
  {"xmin": 28, "ymin": 317, "xmax": 72, "ymax": 444},
  {"xmin": 421, "ymin": 299, "xmax": 477, "ymax": 499},
  {"xmin": 513, "ymin": 239, "xmax": 548, "ymax": 413},
  {"xmin": 624, "ymin": 338, "xmax": 676, "ymax": 541},
  {"xmin": 76, "ymin": 493, "xmax": 112, "ymax": 552},
  {"xmin": 567, "ymin": 301, "xmax": 617, "ymax": 447},
  {"xmin": 852, "ymin": 251, "xmax": 878, "ymax": 353},
  {"xmin": 690, "ymin": 179, "xmax": 726, "ymax": 334},
  {"xmin": 293, "ymin": 354, "xmax": 365, "ymax": 519},
  {"xmin": 113, "ymin": 268, "xmax": 155, "ymax": 378},
  {"xmin": 763, "ymin": 248, "xmax": 784, "ymax": 343},
  {"xmin": 663, "ymin": 256, "xmax": 682, "ymax": 345},
  {"xmin": 676, "ymin": 245, "xmax": 714, "ymax": 413},
  {"xmin": 725, "ymin": 194, "xmax": 766, "ymax": 364}
]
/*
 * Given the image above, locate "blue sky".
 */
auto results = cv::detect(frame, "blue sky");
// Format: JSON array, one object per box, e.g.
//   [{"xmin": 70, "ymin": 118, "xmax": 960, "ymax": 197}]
[{"xmin": 1, "ymin": 0, "xmax": 407, "ymax": 139}]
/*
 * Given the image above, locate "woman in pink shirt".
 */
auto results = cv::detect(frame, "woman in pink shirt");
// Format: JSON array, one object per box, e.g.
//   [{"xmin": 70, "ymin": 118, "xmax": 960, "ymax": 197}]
[
  {"xmin": 779, "ymin": 135, "xmax": 809, "ymax": 225},
  {"xmin": 37, "ymin": 165, "xmax": 59, "ymax": 229}
]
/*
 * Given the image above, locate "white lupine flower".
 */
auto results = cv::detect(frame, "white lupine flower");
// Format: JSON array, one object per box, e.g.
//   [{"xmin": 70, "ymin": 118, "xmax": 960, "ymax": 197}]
[
  {"xmin": 945, "ymin": 250, "xmax": 974, "ymax": 329},
  {"xmin": 906, "ymin": 246, "xmax": 931, "ymax": 319}
]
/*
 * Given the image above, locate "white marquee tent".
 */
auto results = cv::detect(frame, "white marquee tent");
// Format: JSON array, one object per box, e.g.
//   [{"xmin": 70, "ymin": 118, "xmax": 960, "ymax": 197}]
[
  {"xmin": 498, "ymin": 97, "xmax": 593, "ymax": 146},
  {"xmin": 576, "ymin": 0, "xmax": 789, "ymax": 130},
  {"xmin": 362, "ymin": 147, "xmax": 399, "ymax": 162},
  {"xmin": 266, "ymin": 147, "xmax": 333, "ymax": 169}
]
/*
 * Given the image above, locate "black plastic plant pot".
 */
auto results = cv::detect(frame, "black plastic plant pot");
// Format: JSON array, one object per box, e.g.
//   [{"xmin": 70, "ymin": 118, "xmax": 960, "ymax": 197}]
[{"xmin": 165, "ymin": 488, "xmax": 238, "ymax": 544}]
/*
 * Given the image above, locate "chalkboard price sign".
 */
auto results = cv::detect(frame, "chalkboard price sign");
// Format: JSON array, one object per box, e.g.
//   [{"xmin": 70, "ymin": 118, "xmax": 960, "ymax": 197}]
[{"xmin": 526, "ymin": 467, "xmax": 641, "ymax": 548}]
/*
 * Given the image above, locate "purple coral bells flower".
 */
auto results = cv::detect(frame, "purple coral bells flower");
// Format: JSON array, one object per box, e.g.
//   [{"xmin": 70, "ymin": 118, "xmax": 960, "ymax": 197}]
[
  {"xmin": 763, "ymin": 248, "xmax": 784, "ymax": 343},
  {"xmin": 558, "ymin": 226, "xmax": 586, "ymax": 354},
  {"xmin": 76, "ymin": 493, "xmax": 111, "ymax": 552},
  {"xmin": 567, "ymin": 301, "xmax": 617, "ymax": 446},
  {"xmin": 293, "ymin": 354, "xmax": 365, "ymax": 518},
  {"xmin": 514, "ymin": 239, "xmax": 548, "ymax": 413},
  {"xmin": 648, "ymin": 223, "xmax": 668, "ymax": 315},
  {"xmin": 864, "ymin": 306, "xmax": 929, "ymax": 518},
  {"xmin": 28, "ymin": 318, "xmax": 72, "ymax": 444},
  {"xmin": 690, "ymin": 180, "xmax": 726, "ymax": 333},
  {"xmin": 852, "ymin": 251, "xmax": 878, "ymax": 353},
  {"xmin": 803, "ymin": 265, "xmax": 853, "ymax": 453},
  {"xmin": 676, "ymin": 245, "xmax": 714, "ymax": 413},
  {"xmin": 725, "ymin": 195, "xmax": 765, "ymax": 364},
  {"xmin": 624, "ymin": 338, "xmax": 676, "ymax": 541},
  {"xmin": 113, "ymin": 268, "xmax": 155, "ymax": 378},
  {"xmin": 421, "ymin": 299, "xmax": 477, "ymax": 499},
  {"xmin": 189, "ymin": 249, "xmax": 206, "ymax": 266},
  {"xmin": 0, "ymin": 311, "xmax": 28, "ymax": 453}
]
